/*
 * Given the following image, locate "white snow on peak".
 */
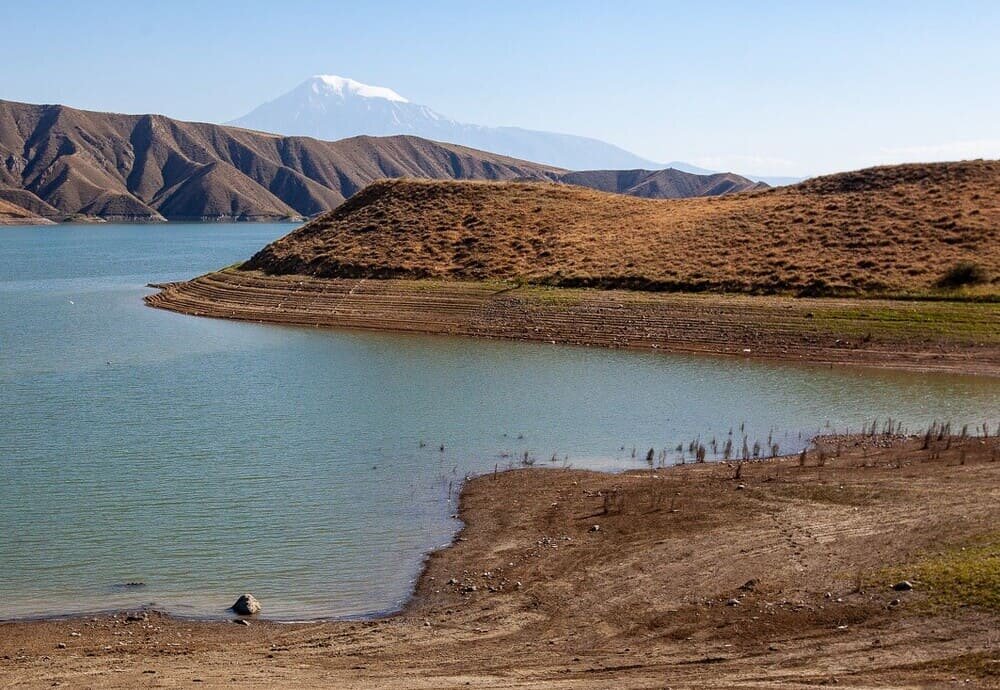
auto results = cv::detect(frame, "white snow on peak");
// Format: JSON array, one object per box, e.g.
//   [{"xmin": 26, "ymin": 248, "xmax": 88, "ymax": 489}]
[{"xmin": 310, "ymin": 75, "xmax": 409, "ymax": 103}]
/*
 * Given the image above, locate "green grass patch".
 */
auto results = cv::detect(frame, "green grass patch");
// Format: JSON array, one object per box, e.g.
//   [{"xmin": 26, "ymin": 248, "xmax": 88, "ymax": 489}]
[
  {"xmin": 808, "ymin": 302, "xmax": 1000, "ymax": 345},
  {"xmin": 886, "ymin": 536, "xmax": 1000, "ymax": 611}
]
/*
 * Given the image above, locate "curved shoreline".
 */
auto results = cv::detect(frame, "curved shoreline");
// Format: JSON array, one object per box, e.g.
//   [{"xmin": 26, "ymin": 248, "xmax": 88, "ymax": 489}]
[
  {"xmin": 145, "ymin": 268, "xmax": 1000, "ymax": 377},
  {"xmin": 2, "ymin": 435, "xmax": 999, "ymax": 687}
]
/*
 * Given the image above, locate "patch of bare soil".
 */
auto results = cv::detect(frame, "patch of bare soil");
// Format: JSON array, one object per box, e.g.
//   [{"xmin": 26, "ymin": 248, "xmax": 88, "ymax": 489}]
[
  {"xmin": 146, "ymin": 271, "xmax": 1000, "ymax": 376},
  {"xmin": 2, "ymin": 435, "xmax": 999, "ymax": 688}
]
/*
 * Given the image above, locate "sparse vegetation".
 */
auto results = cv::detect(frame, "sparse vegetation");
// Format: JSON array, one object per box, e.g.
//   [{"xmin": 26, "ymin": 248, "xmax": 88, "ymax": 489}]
[
  {"xmin": 246, "ymin": 161, "xmax": 1000, "ymax": 299},
  {"xmin": 886, "ymin": 537, "xmax": 1000, "ymax": 611},
  {"xmin": 935, "ymin": 261, "xmax": 990, "ymax": 289}
]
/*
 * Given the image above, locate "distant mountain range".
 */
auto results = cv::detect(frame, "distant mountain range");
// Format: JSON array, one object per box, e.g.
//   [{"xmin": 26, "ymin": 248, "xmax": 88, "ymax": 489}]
[
  {"xmin": 229, "ymin": 75, "xmax": 663, "ymax": 171},
  {"xmin": 0, "ymin": 100, "xmax": 762, "ymax": 222},
  {"xmin": 558, "ymin": 169, "xmax": 767, "ymax": 198},
  {"xmin": 230, "ymin": 75, "xmax": 799, "ymax": 185}
]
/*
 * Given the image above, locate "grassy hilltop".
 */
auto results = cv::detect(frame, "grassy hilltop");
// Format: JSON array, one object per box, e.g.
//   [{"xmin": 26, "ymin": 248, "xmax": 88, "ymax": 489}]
[{"xmin": 245, "ymin": 160, "xmax": 999, "ymax": 298}]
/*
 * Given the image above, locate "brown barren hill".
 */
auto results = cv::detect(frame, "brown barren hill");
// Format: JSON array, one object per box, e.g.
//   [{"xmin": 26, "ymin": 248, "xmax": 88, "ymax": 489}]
[
  {"xmin": 0, "ymin": 197, "xmax": 53, "ymax": 225},
  {"xmin": 0, "ymin": 99, "xmax": 564, "ymax": 221},
  {"xmin": 149, "ymin": 160, "xmax": 1000, "ymax": 374},
  {"xmin": 558, "ymin": 167, "xmax": 766, "ymax": 198},
  {"xmin": 0, "ymin": 99, "xmax": 760, "ymax": 223},
  {"xmin": 245, "ymin": 160, "xmax": 1000, "ymax": 296}
]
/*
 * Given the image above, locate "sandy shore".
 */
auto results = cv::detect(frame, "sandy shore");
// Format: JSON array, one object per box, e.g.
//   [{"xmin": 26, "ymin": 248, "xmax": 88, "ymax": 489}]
[
  {"xmin": 146, "ymin": 269, "xmax": 1000, "ymax": 377},
  {"xmin": 2, "ymin": 434, "xmax": 998, "ymax": 688}
]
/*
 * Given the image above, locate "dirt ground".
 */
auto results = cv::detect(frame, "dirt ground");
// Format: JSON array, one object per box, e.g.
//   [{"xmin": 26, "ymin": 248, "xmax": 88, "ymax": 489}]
[
  {"xmin": 147, "ymin": 271, "xmax": 1000, "ymax": 377},
  {"xmin": 2, "ymin": 434, "xmax": 998, "ymax": 688}
]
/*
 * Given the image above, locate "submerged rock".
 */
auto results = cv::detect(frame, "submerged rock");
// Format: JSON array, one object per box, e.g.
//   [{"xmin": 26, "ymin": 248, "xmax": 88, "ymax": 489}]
[
  {"xmin": 231, "ymin": 593, "xmax": 261, "ymax": 615},
  {"xmin": 892, "ymin": 581, "xmax": 913, "ymax": 591}
]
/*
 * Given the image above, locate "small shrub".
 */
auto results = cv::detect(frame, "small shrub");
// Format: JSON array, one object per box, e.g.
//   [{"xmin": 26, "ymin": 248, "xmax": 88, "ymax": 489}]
[{"xmin": 935, "ymin": 261, "xmax": 989, "ymax": 288}]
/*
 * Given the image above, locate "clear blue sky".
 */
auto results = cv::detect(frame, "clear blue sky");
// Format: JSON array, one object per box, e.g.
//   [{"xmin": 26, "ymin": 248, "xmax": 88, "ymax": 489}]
[{"xmin": 3, "ymin": 1, "xmax": 998, "ymax": 176}]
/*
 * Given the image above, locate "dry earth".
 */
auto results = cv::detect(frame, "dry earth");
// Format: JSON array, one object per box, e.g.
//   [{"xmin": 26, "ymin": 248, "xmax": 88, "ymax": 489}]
[
  {"xmin": 147, "ymin": 271, "xmax": 1000, "ymax": 376},
  {"xmin": 3, "ymin": 435, "xmax": 999, "ymax": 688}
]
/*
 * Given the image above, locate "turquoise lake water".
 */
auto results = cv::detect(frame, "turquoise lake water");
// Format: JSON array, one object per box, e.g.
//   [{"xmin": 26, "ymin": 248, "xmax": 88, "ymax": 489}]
[{"xmin": 1, "ymin": 223, "xmax": 997, "ymax": 619}]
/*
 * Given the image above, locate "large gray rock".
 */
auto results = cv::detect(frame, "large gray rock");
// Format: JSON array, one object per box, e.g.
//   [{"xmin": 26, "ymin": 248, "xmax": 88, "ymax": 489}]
[{"xmin": 231, "ymin": 593, "xmax": 261, "ymax": 616}]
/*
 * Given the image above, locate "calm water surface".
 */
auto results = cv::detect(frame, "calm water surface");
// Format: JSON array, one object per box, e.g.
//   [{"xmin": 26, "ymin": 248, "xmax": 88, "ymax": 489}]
[{"xmin": 1, "ymin": 224, "xmax": 997, "ymax": 619}]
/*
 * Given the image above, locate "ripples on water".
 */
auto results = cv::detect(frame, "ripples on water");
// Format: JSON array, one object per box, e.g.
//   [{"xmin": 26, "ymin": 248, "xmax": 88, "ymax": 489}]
[{"xmin": 1, "ymin": 224, "xmax": 997, "ymax": 619}]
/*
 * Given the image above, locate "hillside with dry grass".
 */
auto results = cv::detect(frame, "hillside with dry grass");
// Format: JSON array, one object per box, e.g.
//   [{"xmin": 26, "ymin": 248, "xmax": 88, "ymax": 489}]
[{"xmin": 244, "ymin": 160, "xmax": 999, "ymax": 296}]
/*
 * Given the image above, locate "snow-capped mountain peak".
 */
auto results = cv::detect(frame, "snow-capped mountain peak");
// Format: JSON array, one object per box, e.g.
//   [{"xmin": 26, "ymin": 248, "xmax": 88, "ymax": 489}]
[
  {"xmin": 229, "ymin": 75, "xmax": 664, "ymax": 170},
  {"xmin": 309, "ymin": 75, "xmax": 409, "ymax": 103}
]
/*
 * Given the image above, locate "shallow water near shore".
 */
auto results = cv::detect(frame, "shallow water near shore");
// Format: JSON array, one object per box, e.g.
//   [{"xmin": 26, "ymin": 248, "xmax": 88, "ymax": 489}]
[{"xmin": 1, "ymin": 223, "xmax": 998, "ymax": 620}]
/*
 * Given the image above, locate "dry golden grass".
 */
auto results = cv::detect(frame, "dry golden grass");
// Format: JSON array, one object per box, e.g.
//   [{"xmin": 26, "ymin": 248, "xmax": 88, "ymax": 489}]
[{"xmin": 245, "ymin": 160, "xmax": 1000, "ymax": 297}]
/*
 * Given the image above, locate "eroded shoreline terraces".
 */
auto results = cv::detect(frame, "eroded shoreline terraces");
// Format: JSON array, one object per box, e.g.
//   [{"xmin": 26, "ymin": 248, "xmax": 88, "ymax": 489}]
[{"xmin": 148, "ymin": 160, "xmax": 999, "ymax": 375}]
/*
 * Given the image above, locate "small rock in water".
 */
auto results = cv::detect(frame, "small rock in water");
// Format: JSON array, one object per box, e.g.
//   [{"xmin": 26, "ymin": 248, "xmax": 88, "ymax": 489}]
[
  {"xmin": 231, "ymin": 593, "xmax": 261, "ymax": 616},
  {"xmin": 726, "ymin": 598, "xmax": 741, "ymax": 607},
  {"xmin": 233, "ymin": 619, "xmax": 251, "ymax": 626},
  {"xmin": 589, "ymin": 525, "xmax": 601, "ymax": 533},
  {"xmin": 892, "ymin": 580, "xmax": 913, "ymax": 591}
]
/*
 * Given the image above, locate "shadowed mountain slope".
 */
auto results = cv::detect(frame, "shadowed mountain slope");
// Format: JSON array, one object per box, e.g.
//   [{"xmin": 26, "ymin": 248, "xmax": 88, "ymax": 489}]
[
  {"xmin": 244, "ymin": 160, "xmax": 1000, "ymax": 296},
  {"xmin": 558, "ymin": 168, "xmax": 765, "ymax": 198},
  {"xmin": 0, "ymin": 197, "xmax": 52, "ymax": 225},
  {"xmin": 0, "ymin": 100, "xmax": 564, "ymax": 221},
  {"xmin": 0, "ymin": 100, "xmax": 763, "ymax": 222}
]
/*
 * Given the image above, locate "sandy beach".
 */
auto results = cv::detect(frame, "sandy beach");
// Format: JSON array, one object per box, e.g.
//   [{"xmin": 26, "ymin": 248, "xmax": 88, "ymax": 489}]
[{"xmin": 3, "ymin": 433, "xmax": 998, "ymax": 688}]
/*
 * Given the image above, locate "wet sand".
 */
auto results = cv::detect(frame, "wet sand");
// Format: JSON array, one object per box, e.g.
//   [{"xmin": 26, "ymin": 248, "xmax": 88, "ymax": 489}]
[{"xmin": 3, "ymin": 434, "xmax": 999, "ymax": 688}]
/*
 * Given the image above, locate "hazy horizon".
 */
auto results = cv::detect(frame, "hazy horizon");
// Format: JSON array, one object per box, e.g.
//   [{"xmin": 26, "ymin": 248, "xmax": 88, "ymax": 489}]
[{"xmin": 2, "ymin": 0, "xmax": 998, "ymax": 176}]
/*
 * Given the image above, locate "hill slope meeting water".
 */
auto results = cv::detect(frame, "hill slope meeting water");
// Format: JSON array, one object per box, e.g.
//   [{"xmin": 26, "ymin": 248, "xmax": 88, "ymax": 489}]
[
  {"xmin": 0, "ymin": 99, "xmax": 761, "ymax": 223},
  {"xmin": 0, "ymin": 197, "xmax": 52, "ymax": 225},
  {"xmin": 149, "ymin": 159, "xmax": 1000, "ymax": 375}
]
